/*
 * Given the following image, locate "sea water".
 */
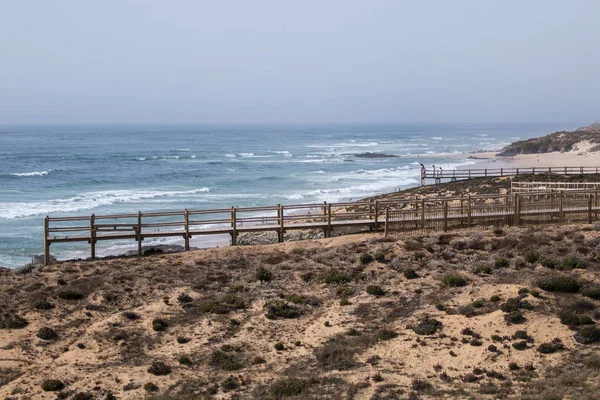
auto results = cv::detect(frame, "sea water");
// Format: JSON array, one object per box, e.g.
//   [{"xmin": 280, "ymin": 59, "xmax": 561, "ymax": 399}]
[{"xmin": 0, "ymin": 123, "xmax": 571, "ymax": 267}]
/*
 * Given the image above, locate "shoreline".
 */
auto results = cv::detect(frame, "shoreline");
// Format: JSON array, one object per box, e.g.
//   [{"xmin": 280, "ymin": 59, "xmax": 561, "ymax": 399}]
[{"xmin": 13, "ymin": 149, "xmax": 600, "ymax": 268}]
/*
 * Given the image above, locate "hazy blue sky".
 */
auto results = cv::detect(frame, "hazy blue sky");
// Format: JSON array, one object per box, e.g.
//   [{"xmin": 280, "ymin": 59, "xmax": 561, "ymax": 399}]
[{"xmin": 1, "ymin": 0, "xmax": 599, "ymax": 124}]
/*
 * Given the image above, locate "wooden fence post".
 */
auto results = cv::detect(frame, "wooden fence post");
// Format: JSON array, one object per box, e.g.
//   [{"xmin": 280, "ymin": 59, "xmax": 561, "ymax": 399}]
[
  {"xmin": 327, "ymin": 203, "xmax": 332, "ymax": 237},
  {"xmin": 137, "ymin": 211, "xmax": 143, "ymax": 256},
  {"xmin": 44, "ymin": 216, "xmax": 50, "ymax": 265},
  {"xmin": 231, "ymin": 207, "xmax": 237, "ymax": 246},
  {"xmin": 279, "ymin": 204, "xmax": 285, "ymax": 242},
  {"xmin": 384, "ymin": 207, "xmax": 390, "ymax": 236},
  {"xmin": 421, "ymin": 198, "xmax": 425, "ymax": 229},
  {"xmin": 90, "ymin": 214, "xmax": 96, "ymax": 260},
  {"xmin": 374, "ymin": 200, "xmax": 379, "ymax": 231},
  {"xmin": 467, "ymin": 195, "xmax": 472, "ymax": 226},
  {"xmin": 184, "ymin": 209, "xmax": 190, "ymax": 251},
  {"xmin": 588, "ymin": 194, "xmax": 593, "ymax": 224},
  {"xmin": 443, "ymin": 200, "xmax": 448, "ymax": 231},
  {"xmin": 559, "ymin": 191, "xmax": 564, "ymax": 223},
  {"xmin": 581, "ymin": 166, "xmax": 584, "ymax": 174}
]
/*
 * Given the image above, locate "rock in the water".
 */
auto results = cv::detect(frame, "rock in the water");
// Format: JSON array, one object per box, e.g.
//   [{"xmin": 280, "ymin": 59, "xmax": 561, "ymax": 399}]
[{"xmin": 354, "ymin": 152, "xmax": 397, "ymax": 158}]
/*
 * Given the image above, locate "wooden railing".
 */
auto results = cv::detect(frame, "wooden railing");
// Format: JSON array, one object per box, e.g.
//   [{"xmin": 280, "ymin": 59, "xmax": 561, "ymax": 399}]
[
  {"xmin": 421, "ymin": 165, "xmax": 600, "ymax": 185},
  {"xmin": 384, "ymin": 190, "xmax": 600, "ymax": 236},
  {"xmin": 511, "ymin": 181, "xmax": 600, "ymax": 193},
  {"xmin": 44, "ymin": 189, "xmax": 600, "ymax": 265},
  {"xmin": 44, "ymin": 200, "xmax": 395, "ymax": 265}
]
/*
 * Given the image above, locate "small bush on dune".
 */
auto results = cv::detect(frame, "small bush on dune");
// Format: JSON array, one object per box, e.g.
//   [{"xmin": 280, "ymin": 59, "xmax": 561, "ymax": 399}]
[
  {"xmin": 375, "ymin": 328, "xmax": 398, "ymax": 341},
  {"xmin": 537, "ymin": 275, "xmax": 581, "ymax": 293},
  {"xmin": 122, "ymin": 311, "xmax": 140, "ymax": 321},
  {"xmin": 256, "ymin": 267, "xmax": 273, "ymax": 282},
  {"xmin": 147, "ymin": 361, "xmax": 171, "ymax": 375},
  {"xmin": 504, "ymin": 311, "xmax": 525, "ymax": 324},
  {"xmin": 366, "ymin": 285, "xmax": 385, "ymax": 296},
  {"xmin": 222, "ymin": 376, "xmax": 239, "ymax": 392},
  {"xmin": 574, "ymin": 326, "xmax": 600, "ymax": 344},
  {"xmin": 269, "ymin": 378, "xmax": 307, "ymax": 398},
  {"xmin": 34, "ymin": 299, "xmax": 55, "ymax": 310},
  {"xmin": 320, "ymin": 269, "xmax": 351, "ymax": 284},
  {"xmin": 0, "ymin": 313, "xmax": 28, "ymax": 329},
  {"xmin": 57, "ymin": 289, "xmax": 85, "ymax": 300},
  {"xmin": 441, "ymin": 273, "xmax": 468, "ymax": 287},
  {"xmin": 151, "ymin": 318, "xmax": 169, "ymax": 332},
  {"xmin": 524, "ymin": 250, "xmax": 540, "ymax": 264},
  {"xmin": 475, "ymin": 265, "xmax": 492, "ymax": 275},
  {"xmin": 264, "ymin": 301, "xmax": 301, "ymax": 319},
  {"xmin": 500, "ymin": 297, "xmax": 533, "ymax": 313},
  {"xmin": 413, "ymin": 317, "xmax": 443, "ymax": 335},
  {"xmin": 41, "ymin": 379, "xmax": 65, "ymax": 391},
  {"xmin": 538, "ymin": 339, "xmax": 564, "ymax": 354},
  {"xmin": 359, "ymin": 253, "xmax": 374, "ymax": 264},
  {"xmin": 581, "ymin": 286, "xmax": 600, "ymax": 299},
  {"xmin": 494, "ymin": 258, "xmax": 510, "ymax": 268},
  {"xmin": 559, "ymin": 312, "xmax": 594, "ymax": 328},
  {"xmin": 403, "ymin": 268, "xmax": 419, "ymax": 279},
  {"xmin": 37, "ymin": 327, "xmax": 58, "ymax": 341}
]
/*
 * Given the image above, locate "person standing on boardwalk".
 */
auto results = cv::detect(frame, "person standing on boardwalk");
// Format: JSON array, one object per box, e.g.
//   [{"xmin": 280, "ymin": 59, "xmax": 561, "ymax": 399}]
[{"xmin": 432, "ymin": 165, "xmax": 436, "ymax": 177}]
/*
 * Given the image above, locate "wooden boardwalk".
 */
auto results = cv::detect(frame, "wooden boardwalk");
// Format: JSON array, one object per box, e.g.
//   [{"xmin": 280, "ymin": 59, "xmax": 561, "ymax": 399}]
[
  {"xmin": 44, "ymin": 186, "xmax": 600, "ymax": 265},
  {"xmin": 421, "ymin": 165, "xmax": 600, "ymax": 186}
]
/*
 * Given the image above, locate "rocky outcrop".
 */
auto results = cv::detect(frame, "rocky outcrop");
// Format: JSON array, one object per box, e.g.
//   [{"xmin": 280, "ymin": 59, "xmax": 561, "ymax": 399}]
[
  {"xmin": 497, "ymin": 123, "xmax": 600, "ymax": 156},
  {"xmin": 354, "ymin": 152, "xmax": 398, "ymax": 158}
]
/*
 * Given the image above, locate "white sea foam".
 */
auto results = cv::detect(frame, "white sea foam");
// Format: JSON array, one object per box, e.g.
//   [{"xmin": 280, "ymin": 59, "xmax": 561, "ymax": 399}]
[
  {"xmin": 224, "ymin": 153, "xmax": 236, "ymax": 158},
  {"xmin": 10, "ymin": 171, "xmax": 50, "ymax": 177},
  {"xmin": 269, "ymin": 150, "xmax": 293, "ymax": 157},
  {"xmin": 431, "ymin": 136, "xmax": 443, "ymax": 140},
  {"xmin": 137, "ymin": 157, "xmax": 147, "ymax": 161},
  {"xmin": 0, "ymin": 187, "xmax": 211, "ymax": 219}
]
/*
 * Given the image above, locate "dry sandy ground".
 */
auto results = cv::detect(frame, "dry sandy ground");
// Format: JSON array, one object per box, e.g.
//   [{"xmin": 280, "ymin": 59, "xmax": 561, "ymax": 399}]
[{"xmin": 1, "ymin": 224, "xmax": 600, "ymax": 400}]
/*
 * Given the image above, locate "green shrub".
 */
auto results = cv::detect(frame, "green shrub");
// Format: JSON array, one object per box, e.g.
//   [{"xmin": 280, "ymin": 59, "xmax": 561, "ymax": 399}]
[
  {"xmin": 559, "ymin": 312, "xmax": 594, "ymax": 327},
  {"xmin": 34, "ymin": 299, "xmax": 55, "ymax": 310},
  {"xmin": 495, "ymin": 258, "xmax": 510, "ymax": 268},
  {"xmin": 524, "ymin": 250, "xmax": 540, "ymax": 264},
  {"xmin": 366, "ymin": 285, "xmax": 385, "ymax": 296},
  {"xmin": 561, "ymin": 256, "xmax": 585, "ymax": 270},
  {"xmin": 339, "ymin": 298, "xmax": 350, "ymax": 306},
  {"xmin": 122, "ymin": 311, "xmax": 140, "ymax": 321},
  {"xmin": 472, "ymin": 299, "xmax": 485, "ymax": 308},
  {"xmin": 530, "ymin": 289, "xmax": 540, "ymax": 298},
  {"xmin": 581, "ymin": 286, "xmax": 600, "ymax": 299},
  {"xmin": 574, "ymin": 326, "xmax": 600, "ymax": 344},
  {"xmin": 269, "ymin": 378, "xmax": 307, "ymax": 398},
  {"xmin": 41, "ymin": 379, "xmax": 65, "ymax": 391},
  {"xmin": 222, "ymin": 376, "xmax": 239, "ymax": 392},
  {"xmin": 500, "ymin": 297, "xmax": 533, "ymax": 313},
  {"xmin": 256, "ymin": 267, "xmax": 273, "ymax": 282},
  {"xmin": 37, "ymin": 327, "xmax": 58, "ymax": 341},
  {"xmin": 320, "ymin": 269, "xmax": 350, "ymax": 284},
  {"xmin": 538, "ymin": 339, "xmax": 564, "ymax": 354},
  {"xmin": 489, "ymin": 295, "xmax": 501, "ymax": 303},
  {"xmin": 177, "ymin": 336, "xmax": 190, "ymax": 344},
  {"xmin": 514, "ymin": 330, "xmax": 528, "ymax": 340},
  {"xmin": 508, "ymin": 362, "xmax": 520, "ymax": 370},
  {"xmin": 375, "ymin": 329, "xmax": 398, "ymax": 341},
  {"xmin": 541, "ymin": 258, "xmax": 560, "ymax": 269},
  {"xmin": 374, "ymin": 252, "xmax": 386, "ymax": 262},
  {"xmin": 504, "ymin": 311, "xmax": 525, "ymax": 324},
  {"xmin": 264, "ymin": 301, "xmax": 301, "ymax": 319},
  {"xmin": 411, "ymin": 378, "xmax": 433, "ymax": 392},
  {"xmin": 0, "ymin": 313, "xmax": 28, "ymax": 329},
  {"xmin": 512, "ymin": 341, "xmax": 528, "ymax": 350},
  {"xmin": 209, "ymin": 349, "xmax": 243, "ymax": 371},
  {"xmin": 199, "ymin": 295, "xmax": 245, "ymax": 314},
  {"xmin": 177, "ymin": 293, "xmax": 193, "ymax": 304},
  {"xmin": 151, "ymin": 318, "xmax": 169, "ymax": 331},
  {"xmin": 274, "ymin": 342, "xmax": 285, "ymax": 351},
  {"xmin": 148, "ymin": 361, "xmax": 171, "ymax": 375},
  {"xmin": 441, "ymin": 273, "xmax": 468, "ymax": 287},
  {"xmin": 403, "ymin": 268, "xmax": 419, "ymax": 279},
  {"xmin": 359, "ymin": 253, "xmax": 374, "ymax": 264},
  {"xmin": 475, "ymin": 265, "xmax": 492, "ymax": 275},
  {"xmin": 518, "ymin": 288, "xmax": 529, "ymax": 295},
  {"xmin": 57, "ymin": 290, "xmax": 85, "ymax": 300},
  {"xmin": 413, "ymin": 317, "xmax": 443, "ymax": 335},
  {"xmin": 537, "ymin": 275, "xmax": 581, "ymax": 293},
  {"xmin": 178, "ymin": 355, "xmax": 192, "ymax": 366},
  {"xmin": 144, "ymin": 382, "xmax": 159, "ymax": 393}
]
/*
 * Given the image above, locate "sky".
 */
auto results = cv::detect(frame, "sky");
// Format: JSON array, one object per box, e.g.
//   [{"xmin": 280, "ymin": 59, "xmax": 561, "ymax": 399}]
[{"xmin": 0, "ymin": 0, "xmax": 599, "ymax": 124}]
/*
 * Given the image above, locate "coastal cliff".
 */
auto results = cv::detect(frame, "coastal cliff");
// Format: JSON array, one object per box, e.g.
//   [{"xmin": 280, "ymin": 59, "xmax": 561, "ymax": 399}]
[{"xmin": 497, "ymin": 123, "xmax": 600, "ymax": 156}]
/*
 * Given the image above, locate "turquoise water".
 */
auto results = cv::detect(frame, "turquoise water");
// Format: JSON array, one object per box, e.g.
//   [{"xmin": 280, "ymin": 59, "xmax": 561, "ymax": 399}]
[{"xmin": 0, "ymin": 123, "xmax": 570, "ymax": 267}]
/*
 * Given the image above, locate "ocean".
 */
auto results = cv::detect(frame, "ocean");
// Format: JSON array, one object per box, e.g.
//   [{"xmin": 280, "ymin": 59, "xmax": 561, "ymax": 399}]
[{"xmin": 0, "ymin": 123, "xmax": 571, "ymax": 268}]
